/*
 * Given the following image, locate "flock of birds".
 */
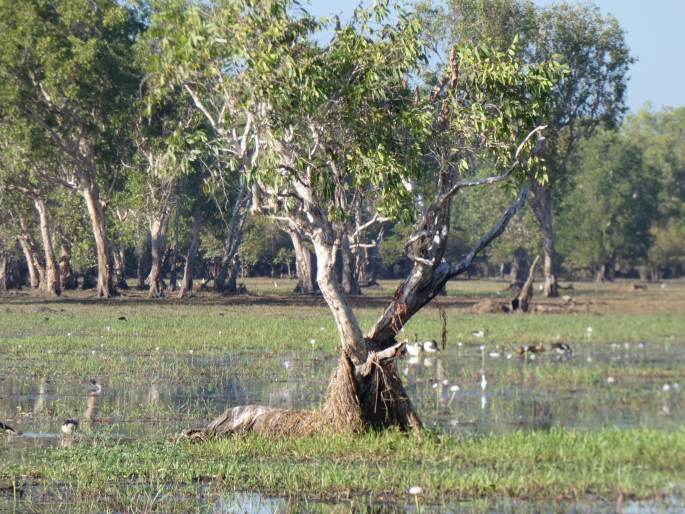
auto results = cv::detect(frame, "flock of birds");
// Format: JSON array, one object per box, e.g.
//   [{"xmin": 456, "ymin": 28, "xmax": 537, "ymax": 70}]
[{"xmin": 400, "ymin": 333, "xmax": 573, "ymax": 360}]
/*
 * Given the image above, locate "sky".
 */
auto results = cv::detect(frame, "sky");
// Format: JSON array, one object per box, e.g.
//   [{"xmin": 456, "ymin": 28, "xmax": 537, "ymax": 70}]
[{"xmin": 305, "ymin": 0, "xmax": 685, "ymax": 113}]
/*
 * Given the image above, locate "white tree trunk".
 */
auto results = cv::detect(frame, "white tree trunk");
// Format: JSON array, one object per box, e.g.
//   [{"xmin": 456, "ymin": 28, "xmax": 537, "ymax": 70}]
[
  {"xmin": 33, "ymin": 198, "xmax": 60, "ymax": 296},
  {"xmin": 82, "ymin": 186, "xmax": 115, "ymax": 298}
]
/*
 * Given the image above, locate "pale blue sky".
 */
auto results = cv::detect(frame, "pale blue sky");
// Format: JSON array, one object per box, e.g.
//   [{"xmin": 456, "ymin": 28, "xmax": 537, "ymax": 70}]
[{"xmin": 305, "ymin": 0, "xmax": 685, "ymax": 113}]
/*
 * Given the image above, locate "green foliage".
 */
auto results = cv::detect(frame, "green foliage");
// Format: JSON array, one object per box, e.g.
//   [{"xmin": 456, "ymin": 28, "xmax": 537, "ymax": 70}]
[{"xmin": 558, "ymin": 129, "xmax": 658, "ymax": 272}]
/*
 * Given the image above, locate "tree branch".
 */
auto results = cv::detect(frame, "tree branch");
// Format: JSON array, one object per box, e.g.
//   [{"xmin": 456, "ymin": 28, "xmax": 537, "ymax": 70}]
[{"xmin": 448, "ymin": 187, "xmax": 528, "ymax": 279}]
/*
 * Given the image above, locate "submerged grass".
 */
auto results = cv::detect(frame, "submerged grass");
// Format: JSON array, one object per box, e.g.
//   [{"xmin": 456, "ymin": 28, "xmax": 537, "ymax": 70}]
[
  {"xmin": 3, "ymin": 428, "xmax": 684, "ymax": 503},
  {"xmin": 1, "ymin": 280, "xmax": 684, "ymax": 510}
]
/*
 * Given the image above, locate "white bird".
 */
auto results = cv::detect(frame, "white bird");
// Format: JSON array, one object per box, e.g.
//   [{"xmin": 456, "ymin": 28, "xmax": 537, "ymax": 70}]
[
  {"xmin": 61, "ymin": 419, "xmax": 79, "ymax": 435},
  {"xmin": 480, "ymin": 374, "xmax": 487, "ymax": 390},
  {"xmin": 405, "ymin": 342, "xmax": 422, "ymax": 356},
  {"xmin": 472, "ymin": 330, "xmax": 485, "ymax": 338},
  {"xmin": 423, "ymin": 340, "xmax": 438, "ymax": 353}
]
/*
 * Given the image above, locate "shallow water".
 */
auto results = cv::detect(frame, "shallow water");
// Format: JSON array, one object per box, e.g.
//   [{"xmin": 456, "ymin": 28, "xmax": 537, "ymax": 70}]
[
  {"xmin": 1, "ymin": 338, "xmax": 684, "ymax": 512},
  {"xmin": 1, "ymin": 340, "xmax": 684, "ymax": 444},
  {"xmin": 2, "ymin": 485, "xmax": 683, "ymax": 513}
]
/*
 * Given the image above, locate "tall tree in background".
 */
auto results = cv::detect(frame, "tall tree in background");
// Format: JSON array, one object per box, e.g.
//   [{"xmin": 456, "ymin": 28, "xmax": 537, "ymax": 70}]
[
  {"xmin": 624, "ymin": 107, "xmax": 685, "ymax": 279},
  {"xmin": 558, "ymin": 129, "xmax": 658, "ymax": 280},
  {"xmin": 440, "ymin": 0, "xmax": 632, "ymax": 295},
  {"xmin": 0, "ymin": 0, "xmax": 143, "ymax": 297}
]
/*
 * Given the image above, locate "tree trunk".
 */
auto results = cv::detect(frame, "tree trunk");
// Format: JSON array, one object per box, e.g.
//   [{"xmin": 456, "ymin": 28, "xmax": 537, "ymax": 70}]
[
  {"xmin": 283, "ymin": 225, "xmax": 317, "ymax": 294},
  {"xmin": 169, "ymin": 203, "xmax": 180, "ymax": 292},
  {"xmin": 148, "ymin": 212, "xmax": 170, "ymax": 298},
  {"xmin": 530, "ymin": 183, "xmax": 558, "ymax": 297},
  {"xmin": 178, "ymin": 204, "xmax": 202, "ymax": 298},
  {"xmin": 510, "ymin": 247, "xmax": 529, "ymax": 288},
  {"xmin": 33, "ymin": 199, "xmax": 60, "ymax": 297},
  {"xmin": 511, "ymin": 255, "xmax": 540, "ymax": 312},
  {"xmin": 112, "ymin": 245, "xmax": 128, "ymax": 289},
  {"xmin": 595, "ymin": 257, "xmax": 615, "ymax": 282},
  {"xmin": 136, "ymin": 234, "xmax": 150, "ymax": 290},
  {"xmin": 82, "ymin": 186, "xmax": 116, "ymax": 298},
  {"xmin": 17, "ymin": 229, "xmax": 41, "ymax": 289},
  {"xmin": 182, "ymin": 189, "xmax": 528, "ymax": 441},
  {"xmin": 215, "ymin": 185, "xmax": 249, "ymax": 294},
  {"xmin": 58, "ymin": 239, "xmax": 77, "ymax": 290},
  {"xmin": 0, "ymin": 253, "xmax": 7, "ymax": 292},
  {"xmin": 340, "ymin": 233, "xmax": 361, "ymax": 295}
]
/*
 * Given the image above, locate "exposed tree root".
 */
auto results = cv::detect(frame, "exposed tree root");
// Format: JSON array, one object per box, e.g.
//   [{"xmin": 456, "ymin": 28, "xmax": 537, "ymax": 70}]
[{"xmin": 180, "ymin": 342, "xmax": 420, "ymax": 441}]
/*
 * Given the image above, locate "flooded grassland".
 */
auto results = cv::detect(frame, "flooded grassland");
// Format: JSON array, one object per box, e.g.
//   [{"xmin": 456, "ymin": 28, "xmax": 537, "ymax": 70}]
[{"xmin": 1, "ymin": 279, "xmax": 684, "ymax": 512}]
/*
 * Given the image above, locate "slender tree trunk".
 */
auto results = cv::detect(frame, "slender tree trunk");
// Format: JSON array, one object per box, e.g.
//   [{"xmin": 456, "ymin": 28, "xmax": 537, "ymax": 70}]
[
  {"xmin": 340, "ymin": 232, "xmax": 361, "ymax": 295},
  {"xmin": 179, "ymin": 204, "xmax": 202, "ymax": 298},
  {"xmin": 0, "ymin": 253, "xmax": 7, "ymax": 292},
  {"xmin": 530, "ymin": 183, "xmax": 558, "ymax": 297},
  {"xmin": 82, "ymin": 186, "xmax": 115, "ymax": 298},
  {"xmin": 215, "ymin": 185, "xmax": 249, "ymax": 294},
  {"xmin": 148, "ymin": 212, "xmax": 170, "ymax": 298},
  {"xmin": 136, "ymin": 234, "xmax": 150, "ymax": 290},
  {"xmin": 58, "ymin": 239, "xmax": 77, "ymax": 290},
  {"xmin": 169, "ymin": 203, "xmax": 180, "ymax": 291},
  {"xmin": 283, "ymin": 225, "xmax": 317, "ymax": 294},
  {"xmin": 595, "ymin": 256, "xmax": 615, "ymax": 282},
  {"xmin": 17, "ymin": 231, "xmax": 41, "ymax": 289},
  {"xmin": 33, "ymin": 199, "xmax": 60, "ymax": 296},
  {"xmin": 510, "ymin": 247, "xmax": 529, "ymax": 288},
  {"xmin": 112, "ymin": 245, "xmax": 128, "ymax": 289}
]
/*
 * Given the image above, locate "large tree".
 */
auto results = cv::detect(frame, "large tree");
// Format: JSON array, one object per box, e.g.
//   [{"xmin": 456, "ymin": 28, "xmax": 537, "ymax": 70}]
[
  {"xmin": 0, "ymin": 0, "xmax": 143, "ymax": 297},
  {"xmin": 156, "ymin": 1, "xmax": 562, "ymax": 438},
  {"xmin": 558, "ymin": 129, "xmax": 658, "ymax": 280},
  {"xmin": 440, "ymin": 0, "xmax": 633, "ymax": 295}
]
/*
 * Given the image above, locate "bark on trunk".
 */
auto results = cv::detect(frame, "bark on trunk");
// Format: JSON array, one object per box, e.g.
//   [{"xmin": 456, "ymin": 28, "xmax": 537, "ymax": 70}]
[
  {"xmin": 530, "ymin": 183, "xmax": 558, "ymax": 297},
  {"xmin": 215, "ymin": 185, "xmax": 249, "ymax": 294},
  {"xmin": 148, "ymin": 212, "xmax": 170, "ymax": 298},
  {"xmin": 169, "ymin": 203, "xmax": 180, "ymax": 291},
  {"xmin": 340, "ymin": 233, "xmax": 361, "ymax": 295},
  {"xmin": 0, "ymin": 253, "xmax": 7, "ymax": 292},
  {"xmin": 33, "ymin": 199, "xmax": 60, "ymax": 297},
  {"xmin": 58, "ymin": 239, "xmax": 77, "ymax": 290},
  {"xmin": 284, "ymin": 226, "xmax": 317, "ymax": 294},
  {"xmin": 17, "ymin": 233, "xmax": 41, "ymax": 289},
  {"xmin": 510, "ymin": 247, "xmax": 529, "ymax": 288},
  {"xmin": 82, "ymin": 187, "xmax": 116, "ymax": 298},
  {"xmin": 178, "ymin": 204, "xmax": 202, "ymax": 298},
  {"xmin": 112, "ymin": 246, "xmax": 128, "ymax": 289},
  {"xmin": 511, "ymin": 255, "xmax": 540, "ymax": 312},
  {"xmin": 595, "ymin": 257, "xmax": 615, "ymax": 282},
  {"xmin": 136, "ymin": 234, "xmax": 151, "ymax": 290}
]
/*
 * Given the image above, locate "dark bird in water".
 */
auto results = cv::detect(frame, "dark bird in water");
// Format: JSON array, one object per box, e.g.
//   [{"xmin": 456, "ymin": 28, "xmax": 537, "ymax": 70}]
[
  {"xmin": 516, "ymin": 344, "xmax": 546, "ymax": 356},
  {"xmin": 1, "ymin": 421, "xmax": 19, "ymax": 435},
  {"xmin": 61, "ymin": 419, "xmax": 79, "ymax": 435},
  {"xmin": 117, "ymin": 316, "xmax": 127, "ymax": 321},
  {"xmin": 551, "ymin": 342, "xmax": 573, "ymax": 355}
]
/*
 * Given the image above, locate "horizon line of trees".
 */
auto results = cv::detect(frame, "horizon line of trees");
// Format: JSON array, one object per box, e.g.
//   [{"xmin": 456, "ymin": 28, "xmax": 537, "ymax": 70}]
[{"xmin": 0, "ymin": 0, "xmax": 682, "ymax": 303}]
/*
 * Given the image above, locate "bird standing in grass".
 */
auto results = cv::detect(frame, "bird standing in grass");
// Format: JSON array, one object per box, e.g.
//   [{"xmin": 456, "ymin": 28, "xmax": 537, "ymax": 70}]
[
  {"xmin": 422, "ymin": 340, "xmax": 439, "ymax": 353},
  {"xmin": 61, "ymin": 419, "xmax": 79, "ymax": 435},
  {"xmin": 551, "ymin": 342, "xmax": 573, "ymax": 355},
  {"xmin": 516, "ymin": 344, "xmax": 546, "ymax": 356},
  {"xmin": 1, "ymin": 421, "xmax": 19, "ymax": 435}
]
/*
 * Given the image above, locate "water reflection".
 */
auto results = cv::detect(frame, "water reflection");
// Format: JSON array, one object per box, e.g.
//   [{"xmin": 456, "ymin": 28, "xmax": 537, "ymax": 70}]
[{"xmin": 1, "ymin": 341, "xmax": 684, "ymax": 448}]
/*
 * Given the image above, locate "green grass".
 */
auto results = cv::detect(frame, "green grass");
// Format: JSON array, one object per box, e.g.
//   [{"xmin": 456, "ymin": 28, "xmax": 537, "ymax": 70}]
[
  {"xmin": 3, "ymin": 428, "xmax": 684, "ymax": 507},
  {"xmin": 1, "ymin": 280, "xmax": 684, "ymax": 511}
]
